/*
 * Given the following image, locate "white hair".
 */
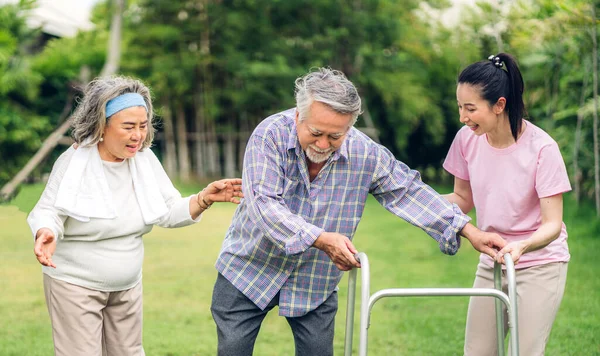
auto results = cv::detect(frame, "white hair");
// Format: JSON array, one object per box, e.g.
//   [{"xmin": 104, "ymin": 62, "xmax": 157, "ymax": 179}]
[{"xmin": 294, "ymin": 68, "xmax": 362, "ymax": 125}]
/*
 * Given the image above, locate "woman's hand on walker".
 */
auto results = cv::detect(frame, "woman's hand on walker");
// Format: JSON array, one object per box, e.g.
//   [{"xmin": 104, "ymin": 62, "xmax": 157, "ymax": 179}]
[{"xmin": 495, "ymin": 241, "xmax": 527, "ymax": 265}]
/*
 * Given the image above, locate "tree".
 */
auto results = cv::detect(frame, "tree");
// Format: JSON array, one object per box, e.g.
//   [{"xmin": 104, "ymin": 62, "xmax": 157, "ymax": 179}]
[
  {"xmin": 591, "ymin": 1, "xmax": 599, "ymax": 215},
  {"xmin": 1, "ymin": 0, "xmax": 123, "ymax": 200},
  {"xmin": 0, "ymin": 1, "xmax": 50, "ymax": 198}
]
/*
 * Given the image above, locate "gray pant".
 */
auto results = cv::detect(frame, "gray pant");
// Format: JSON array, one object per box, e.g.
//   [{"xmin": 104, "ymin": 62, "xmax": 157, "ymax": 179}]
[{"xmin": 210, "ymin": 273, "xmax": 338, "ymax": 356}]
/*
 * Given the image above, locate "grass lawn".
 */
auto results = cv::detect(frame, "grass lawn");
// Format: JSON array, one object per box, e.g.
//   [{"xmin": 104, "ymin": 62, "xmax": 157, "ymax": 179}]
[{"xmin": 1, "ymin": 183, "xmax": 599, "ymax": 355}]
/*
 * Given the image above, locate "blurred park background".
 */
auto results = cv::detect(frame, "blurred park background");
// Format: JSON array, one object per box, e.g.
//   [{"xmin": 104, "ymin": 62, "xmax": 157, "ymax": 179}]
[{"xmin": 1, "ymin": 0, "xmax": 599, "ymax": 355}]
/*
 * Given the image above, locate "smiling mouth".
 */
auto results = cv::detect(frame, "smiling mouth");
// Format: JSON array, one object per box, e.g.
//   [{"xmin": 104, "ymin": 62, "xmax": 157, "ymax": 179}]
[{"xmin": 309, "ymin": 145, "xmax": 332, "ymax": 154}]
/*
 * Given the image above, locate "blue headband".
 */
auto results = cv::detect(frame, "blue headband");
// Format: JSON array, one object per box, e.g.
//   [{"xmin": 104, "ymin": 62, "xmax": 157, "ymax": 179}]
[{"xmin": 105, "ymin": 93, "xmax": 148, "ymax": 119}]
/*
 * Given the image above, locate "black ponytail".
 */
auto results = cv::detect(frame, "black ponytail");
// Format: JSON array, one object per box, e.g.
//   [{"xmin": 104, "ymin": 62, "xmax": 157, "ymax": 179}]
[{"xmin": 458, "ymin": 53, "xmax": 527, "ymax": 141}]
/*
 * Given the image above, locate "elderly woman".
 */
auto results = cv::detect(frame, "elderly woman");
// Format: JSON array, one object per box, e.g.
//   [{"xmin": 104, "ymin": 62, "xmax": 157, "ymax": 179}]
[{"xmin": 27, "ymin": 76, "xmax": 242, "ymax": 356}]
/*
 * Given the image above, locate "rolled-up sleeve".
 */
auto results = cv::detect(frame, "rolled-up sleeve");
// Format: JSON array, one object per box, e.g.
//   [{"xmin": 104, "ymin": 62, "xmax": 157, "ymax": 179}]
[{"xmin": 370, "ymin": 146, "xmax": 470, "ymax": 255}]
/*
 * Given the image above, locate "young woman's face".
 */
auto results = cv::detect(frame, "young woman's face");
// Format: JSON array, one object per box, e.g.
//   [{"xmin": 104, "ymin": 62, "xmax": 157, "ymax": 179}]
[
  {"xmin": 98, "ymin": 106, "xmax": 148, "ymax": 162},
  {"xmin": 456, "ymin": 83, "xmax": 501, "ymax": 136}
]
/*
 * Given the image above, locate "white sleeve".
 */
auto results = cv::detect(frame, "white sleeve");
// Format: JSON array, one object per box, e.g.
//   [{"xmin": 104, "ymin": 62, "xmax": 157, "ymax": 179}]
[
  {"xmin": 145, "ymin": 149, "xmax": 201, "ymax": 228},
  {"xmin": 26, "ymin": 148, "xmax": 74, "ymax": 241}
]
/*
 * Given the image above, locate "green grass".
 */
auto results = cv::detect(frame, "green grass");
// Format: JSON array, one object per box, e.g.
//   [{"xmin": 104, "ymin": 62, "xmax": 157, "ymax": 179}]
[{"xmin": 1, "ymin": 185, "xmax": 599, "ymax": 355}]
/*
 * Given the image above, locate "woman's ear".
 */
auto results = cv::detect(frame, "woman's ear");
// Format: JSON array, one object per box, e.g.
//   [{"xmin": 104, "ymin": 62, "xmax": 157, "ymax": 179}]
[{"xmin": 494, "ymin": 97, "xmax": 507, "ymax": 114}]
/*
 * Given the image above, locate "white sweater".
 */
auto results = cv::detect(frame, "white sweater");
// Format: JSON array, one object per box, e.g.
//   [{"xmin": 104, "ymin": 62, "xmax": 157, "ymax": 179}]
[{"xmin": 27, "ymin": 146, "xmax": 199, "ymax": 291}]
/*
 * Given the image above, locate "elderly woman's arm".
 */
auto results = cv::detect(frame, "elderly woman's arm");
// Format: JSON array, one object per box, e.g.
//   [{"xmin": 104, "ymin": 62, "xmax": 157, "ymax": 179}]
[
  {"xmin": 146, "ymin": 150, "xmax": 242, "ymax": 227},
  {"xmin": 189, "ymin": 179, "xmax": 243, "ymax": 219},
  {"xmin": 27, "ymin": 149, "xmax": 73, "ymax": 267}
]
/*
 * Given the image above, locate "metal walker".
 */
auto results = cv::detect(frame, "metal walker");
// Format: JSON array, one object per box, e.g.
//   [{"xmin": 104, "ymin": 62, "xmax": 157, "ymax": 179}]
[{"xmin": 344, "ymin": 252, "xmax": 519, "ymax": 356}]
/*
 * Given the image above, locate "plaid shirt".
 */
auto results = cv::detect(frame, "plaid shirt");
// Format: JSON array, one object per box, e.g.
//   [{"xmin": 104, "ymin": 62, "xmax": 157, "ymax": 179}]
[{"xmin": 215, "ymin": 108, "xmax": 471, "ymax": 317}]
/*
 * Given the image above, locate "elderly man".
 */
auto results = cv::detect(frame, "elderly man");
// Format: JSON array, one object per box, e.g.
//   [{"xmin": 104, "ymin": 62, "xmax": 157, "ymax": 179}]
[{"xmin": 211, "ymin": 67, "xmax": 505, "ymax": 356}]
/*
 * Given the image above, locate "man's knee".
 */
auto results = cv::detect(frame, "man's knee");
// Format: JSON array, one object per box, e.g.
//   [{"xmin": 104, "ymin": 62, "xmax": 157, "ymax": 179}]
[
  {"xmin": 217, "ymin": 335, "xmax": 255, "ymax": 356},
  {"xmin": 289, "ymin": 293, "xmax": 337, "ymax": 356},
  {"xmin": 295, "ymin": 337, "xmax": 333, "ymax": 356}
]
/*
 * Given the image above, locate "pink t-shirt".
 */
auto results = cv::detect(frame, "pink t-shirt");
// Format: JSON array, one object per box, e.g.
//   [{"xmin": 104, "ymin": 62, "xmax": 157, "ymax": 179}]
[{"xmin": 443, "ymin": 121, "xmax": 571, "ymax": 269}]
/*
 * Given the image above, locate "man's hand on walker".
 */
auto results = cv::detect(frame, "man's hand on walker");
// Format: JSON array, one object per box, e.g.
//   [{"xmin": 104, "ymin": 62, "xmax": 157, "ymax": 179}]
[
  {"xmin": 460, "ymin": 223, "xmax": 506, "ymax": 259},
  {"xmin": 313, "ymin": 232, "xmax": 361, "ymax": 271}
]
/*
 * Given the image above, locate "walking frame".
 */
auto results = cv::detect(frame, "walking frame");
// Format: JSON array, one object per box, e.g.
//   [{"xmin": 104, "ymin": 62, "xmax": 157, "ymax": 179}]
[{"xmin": 344, "ymin": 252, "xmax": 519, "ymax": 356}]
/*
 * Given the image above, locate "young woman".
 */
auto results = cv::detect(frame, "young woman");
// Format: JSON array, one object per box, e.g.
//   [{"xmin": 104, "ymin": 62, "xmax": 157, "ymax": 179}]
[{"xmin": 443, "ymin": 53, "xmax": 571, "ymax": 355}]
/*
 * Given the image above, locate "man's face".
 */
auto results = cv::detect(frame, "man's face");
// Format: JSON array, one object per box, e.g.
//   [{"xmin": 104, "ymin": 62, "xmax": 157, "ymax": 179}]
[{"xmin": 295, "ymin": 101, "xmax": 353, "ymax": 164}]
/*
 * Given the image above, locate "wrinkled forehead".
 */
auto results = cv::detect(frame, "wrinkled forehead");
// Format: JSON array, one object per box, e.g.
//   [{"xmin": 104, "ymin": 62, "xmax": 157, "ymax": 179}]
[{"xmin": 302, "ymin": 102, "xmax": 353, "ymax": 132}]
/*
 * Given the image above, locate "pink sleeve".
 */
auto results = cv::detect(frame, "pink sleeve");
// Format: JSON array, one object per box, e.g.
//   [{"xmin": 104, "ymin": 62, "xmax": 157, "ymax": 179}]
[
  {"xmin": 443, "ymin": 129, "xmax": 470, "ymax": 181},
  {"xmin": 535, "ymin": 142, "xmax": 572, "ymax": 198}
]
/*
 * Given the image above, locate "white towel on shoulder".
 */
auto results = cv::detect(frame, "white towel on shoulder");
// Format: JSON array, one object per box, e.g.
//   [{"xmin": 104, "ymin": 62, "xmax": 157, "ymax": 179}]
[{"xmin": 54, "ymin": 141, "xmax": 169, "ymax": 225}]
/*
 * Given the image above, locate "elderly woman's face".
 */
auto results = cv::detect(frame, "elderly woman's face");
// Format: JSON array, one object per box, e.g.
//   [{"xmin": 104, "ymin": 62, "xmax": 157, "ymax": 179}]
[{"xmin": 98, "ymin": 106, "xmax": 148, "ymax": 162}]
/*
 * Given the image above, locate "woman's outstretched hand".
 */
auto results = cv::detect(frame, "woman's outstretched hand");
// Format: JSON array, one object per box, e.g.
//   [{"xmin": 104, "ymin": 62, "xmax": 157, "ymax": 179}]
[
  {"xmin": 34, "ymin": 228, "xmax": 57, "ymax": 268},
  {"xmin": 201, "ymin": 178, "xmax": 244, "ymax": 206}
]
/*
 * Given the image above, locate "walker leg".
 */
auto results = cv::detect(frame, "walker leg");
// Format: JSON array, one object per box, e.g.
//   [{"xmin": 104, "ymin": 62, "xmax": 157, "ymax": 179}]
[
  {"xmin": 494, "ymin": 262, "xmax": 505, "ymax": 356},
  {"xmin": 504, "ymin": 256, "xmax": 519, "ymax": 356},
  {"xmin": 344, "ymin": 269, "xmax": 358, "ymax": 356},
  {"xmin": 358, "ymin": 253, "xmax": 370, "ymax": 356}
]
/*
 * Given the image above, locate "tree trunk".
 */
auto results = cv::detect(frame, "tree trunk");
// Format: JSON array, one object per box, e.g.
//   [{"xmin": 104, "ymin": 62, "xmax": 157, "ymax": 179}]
[
  {"xmin": 573, "ymin": 61, "xmax": 590, "ymax": 205},
  {"xmin": 359, "ymin": 98, "xmax": 380, "ymax": 142},
  {"xmin": 161, "ymin": 97, "xmax": 177, "ymax": 177},
  {"xmin": 0, "ymin": 70, "xmax": 88, "ymax": 200},
  {"xmin": 100, "ymin": 0, "xmax": 125, "ymax": 77},
  {"xmin": 238, "ymin": 111, "xmax": 250, "ymax": 174},
  {"xmin": 1, "ymin": 84, "xmax": 77, "ymax": 199},
  {"xmin": 175, "ymin": 102, "xmax": 191, "ymax": 181},
  {"xmin": 193, "ymin": 92, "xmax": 206, "ymax": 178},
  {"xmin": 193, "ymin": 0, "xmax": 210, "ymax": 179},
  {"xmin": 224, "ymin": 131, "xmax": 236, "ymax": 178},
  {"xmin": 592, "ymin": 3, "xmax": 600, "ymax": 216},
  {"xmin": 203, "ymin": 68, "xmax": 219, "ymax": 177},
  {"xmin": 99, "ymin": 0, "xmax": 123, "ymax": 77},
  {"xmin": 0, "ymin": 118, "xmax": 72, "ymax": 200},
  {"xmin": 545, "ymin": 58, "xmax": 560, "ymax": 131},
  {"xmin": 238, "ymin": 133, "xmax": 249, "ymax": 175},
  {"xmin": 205, "ymin": 119, "xmax": 220, "ymax": 176}
]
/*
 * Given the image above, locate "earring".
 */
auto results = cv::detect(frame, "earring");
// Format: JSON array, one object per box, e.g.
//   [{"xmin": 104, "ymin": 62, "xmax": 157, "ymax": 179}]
[{"xmin": 100, "ymin": 137, "xmax": 104, "ymax": 142}]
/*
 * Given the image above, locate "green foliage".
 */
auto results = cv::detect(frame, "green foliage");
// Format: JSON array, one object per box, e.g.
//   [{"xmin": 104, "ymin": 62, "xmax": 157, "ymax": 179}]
[
  {"xmin": 0, "ymin": 2, "xmax": 49, "ymax": 187},
  {"xmin": 2, "ymin": 0, "xmax": 600, "ymax": 207},
  {"xmin": 0, "ymin": 1, "xmax": 108, "ymax": 188},
  {"xmin": 119, "ymin": 0, "xmax": 458, "ymax": 168},
  {"xmin": 0, "ymin": 103, "xmax": 50, "ymax": 184},
  {"xmin": 503, "ymin": 0, "xmax": 598, "ymax": 202}
]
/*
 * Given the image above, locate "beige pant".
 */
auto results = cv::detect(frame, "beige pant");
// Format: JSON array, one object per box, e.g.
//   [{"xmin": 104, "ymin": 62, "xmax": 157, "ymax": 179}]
[
  {"xmin": 43, "ymin": 274, "xmax": 145, "ymax": 356},
  {"xmin": 464, "ymin": 262, "xmax": 568, "ymax": 356}
]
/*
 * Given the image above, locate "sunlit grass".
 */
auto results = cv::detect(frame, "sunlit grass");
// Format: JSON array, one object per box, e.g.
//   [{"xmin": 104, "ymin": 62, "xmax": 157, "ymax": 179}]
[{"xmin": 1, "ymin": 185, "xmax": 598, "ymax": 355}]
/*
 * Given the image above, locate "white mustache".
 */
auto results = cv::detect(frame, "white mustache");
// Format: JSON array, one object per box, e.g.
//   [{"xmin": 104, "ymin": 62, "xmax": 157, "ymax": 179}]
[{"xmin": 309, "ymin": 145, "xmax": 332, "ymax": 154}]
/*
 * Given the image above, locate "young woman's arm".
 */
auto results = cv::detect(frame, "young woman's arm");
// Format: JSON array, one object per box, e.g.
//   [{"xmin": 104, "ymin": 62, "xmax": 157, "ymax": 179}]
[
  {"xmin": 496, "ymin": 193, "xmax": 564, "ymax": 264},
  {"xmin": 443, "ymin": 177, "xmax": 474, "ymax": 214}
]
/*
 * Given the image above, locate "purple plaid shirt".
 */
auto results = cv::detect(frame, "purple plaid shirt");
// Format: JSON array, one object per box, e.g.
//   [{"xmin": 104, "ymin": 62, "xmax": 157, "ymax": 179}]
[{"xmin": 215, "ymin": 108, "xmax": 471, "ymax": 317}]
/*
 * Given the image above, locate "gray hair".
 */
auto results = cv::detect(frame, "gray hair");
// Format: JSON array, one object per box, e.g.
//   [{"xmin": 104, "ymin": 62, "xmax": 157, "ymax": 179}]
[
  {"xmin": 71, "ymin": 76, "xmax": 155, "ymax": 149},
  {"xmin": 294, "ymin": 67, "xmax": 362, "ymax": 126}
]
